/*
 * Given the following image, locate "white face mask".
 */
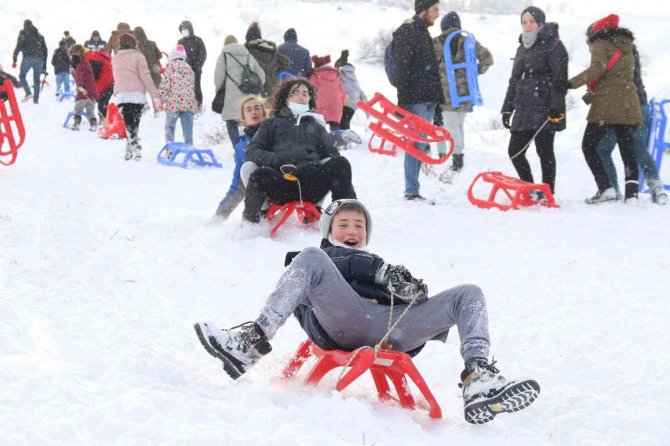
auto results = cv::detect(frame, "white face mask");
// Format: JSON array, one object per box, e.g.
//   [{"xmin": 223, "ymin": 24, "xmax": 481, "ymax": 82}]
[
  {"xmin": 287, "ymin": 101, "xmax": 309, "ymax": 116},
  {"xmin": 181, "ymin": 29, "xmax": 190, "ymax": 37}
]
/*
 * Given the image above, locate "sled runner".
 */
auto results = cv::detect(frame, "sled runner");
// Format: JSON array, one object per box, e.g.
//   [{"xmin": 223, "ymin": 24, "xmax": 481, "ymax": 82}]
[
  {"xmin": 63, "ymin": 110, "xmax": 90, "ymax": 128},
  {"xmin": 266, "ymin": 201, "xmax": 321, "ymax": 236},
  {"xmin": 279, "ymin": 339, "xmax": 442, "ymax": 419},
  {"xmin": 356, "ymin": 93, "xmax": 454, "ymax": 164},
  {"xmin": 157, "ymin": 142, "xmax": 222, "ymax": 169},
  {"xmin": 444, "ymin": 30, "xmax": 483, "ymax": 109},
  {"xmin": 0, "ymin": 79, "xmax": 26, "ymax": 166},
  {"xmin": 468, "ymin": 171, "xmax": 558, "ymax": 211},
  {"xmin": 58, "ymin": 90, "xmax": 76, "ymax": 102},
  {"xmin": 640, "ymin": 99, "xmax": 670, "ymax": 194},
  {"xmin": 97, "ymin": 103, "xmax": 127, "ymax": 139}
]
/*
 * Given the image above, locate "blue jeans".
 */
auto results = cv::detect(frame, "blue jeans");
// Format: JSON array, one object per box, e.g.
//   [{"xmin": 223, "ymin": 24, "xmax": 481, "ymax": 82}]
[
  {"xmin": 165, "ymin": 111, "xmax": 194, "ymax": 146},
  {"xmin": 55, "ymin": 72, "xmax": 70, "ymax": 94},
  {"xmin": 19, "ymin": 57, "xmax": 43, "ymax": 103},
  {"xmin": 402, "ymin": 102, "xmax": 436, "ymax": 196},
  {"xmin": 226, "ymin": 119, "xmax": 240, "ymax": 146},
  {"xmin": 597, "ymin": 105, "xmax": 659, "ymax": 192}
]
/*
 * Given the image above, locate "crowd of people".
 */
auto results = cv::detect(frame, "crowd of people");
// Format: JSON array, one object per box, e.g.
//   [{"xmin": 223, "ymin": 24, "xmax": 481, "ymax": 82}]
[{"xmin": 5, "ymin": 0, "xmax": 667, "ymax": 427}]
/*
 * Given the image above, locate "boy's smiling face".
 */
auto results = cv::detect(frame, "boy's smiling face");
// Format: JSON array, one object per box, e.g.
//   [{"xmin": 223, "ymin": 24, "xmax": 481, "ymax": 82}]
[{"xmin": 330, "ymin": 209, "xmax": 367, "ymax": 249}]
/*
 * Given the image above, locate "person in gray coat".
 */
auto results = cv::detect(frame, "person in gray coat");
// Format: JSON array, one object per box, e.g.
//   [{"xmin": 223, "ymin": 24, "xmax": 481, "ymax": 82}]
[
  {"xmin": 334, "ymin": 50, "xmax": 368, "ymax": 130},
  {"xmin": 214, "ymin": 35, "xmax": 265, "ymax": 148}
]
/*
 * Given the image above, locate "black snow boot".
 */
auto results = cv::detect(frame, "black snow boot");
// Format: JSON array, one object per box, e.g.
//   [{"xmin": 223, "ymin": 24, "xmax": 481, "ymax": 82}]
[{"xmin": 450, "ymin": 154, "xmax": 464, "ymax": 172}]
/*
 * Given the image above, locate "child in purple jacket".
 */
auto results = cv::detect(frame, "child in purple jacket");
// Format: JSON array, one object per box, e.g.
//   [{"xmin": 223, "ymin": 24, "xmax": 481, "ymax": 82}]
[{"xmin": 69, "ymin": 45, "xmax": 99, "ymax": 131}]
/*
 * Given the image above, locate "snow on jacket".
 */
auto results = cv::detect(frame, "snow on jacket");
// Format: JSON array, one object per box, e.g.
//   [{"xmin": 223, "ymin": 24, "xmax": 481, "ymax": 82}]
[
  {"xmin": 310, "ymin": 66, "xmax": 347, "ymax": 123},
  {"xmin": 178, "ymin": 22, "xmax": 207, "ymax": 73},
  {"xmin": 213, "ymin": 42, "xmax": 265, "ymax": 120},
  {"xmin": 432, "ymin": 27, "xmax": 493, "ymax": 112},
  {"xmin": 12, "ymin": 24, "xmax": 48, "ymax": 66},
  {"xmin": 569, "ymin": 27, "xmax": 641, "ymax": 126},
  {"xmin": 502, "ymin": 23, "xmax": 568, "ymax": 132},
  {"xmin": 245, "ymin": 39, "xmax": 290, "ymax": 97},
  {"xmin": 112, "ymin": 48, "xmax": 159, "ymax": 103},
  {"xmin": 339, "ymin": 64, "xmax": 367, "ymax": 111},
  {"xmin": 159, "ymin": 58, "xmax": 197, "ymax": 112},
  {"xmin": 245, "ymin": 107, "xmax": 340, "ymax": 169},
  {"xmin": 51, "ymin": 47, "xmax": 70, "ymax": 74},
  {"xmin": 73, "ymin": 60, "xmax": 99, "ymax": 101},
  {"xmin": 277, "ymin": 39, "xmax": 312, "ymax": 78},
  {"xmin": 84, "ymin": 50, "xmax": 114, "ymax": 93},
  {"xmin": 393, "ymin": 16, "xmax": 444, "ymax": 106}
]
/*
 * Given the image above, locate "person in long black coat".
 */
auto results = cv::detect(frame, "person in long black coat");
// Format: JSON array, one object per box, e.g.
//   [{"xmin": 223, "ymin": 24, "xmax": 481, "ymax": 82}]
[
  {"xmin": 178, "ymin": 20, "xmax": 207, "ymax": 108},
  {"xmin": 501, "ymin": 7, "xmax": 567, "ymax": 195}
]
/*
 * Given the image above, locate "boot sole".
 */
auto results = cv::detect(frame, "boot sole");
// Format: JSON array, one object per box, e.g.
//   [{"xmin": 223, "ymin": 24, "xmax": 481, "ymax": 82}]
[
  {"xmin": 193, "ymin": 323, "xmax": 244, "ymax": 380},
  {"xmin": 464, "ymin": 379, "xmax": 540, "ymax": 424}
]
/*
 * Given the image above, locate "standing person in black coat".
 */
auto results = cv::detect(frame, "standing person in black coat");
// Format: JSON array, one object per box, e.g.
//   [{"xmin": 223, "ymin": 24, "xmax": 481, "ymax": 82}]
[
  {"xmin": 392, "ymin": 0, "xmax": 444, "ymax": 205},
  {"xmin": 62, "ymin": 31, "xmax": 76, "ymax": 49},
  {"xmin": 277, "ymin": 28, "xmax": 312, "ymax": 78},
  {"xmin": 51, "ymin": 40, "xmax": 71, "ymax": 96},
  {"xmin": 11, "ymin": 19, "xmax": 48, "ymax": 104},
  {"xmin": 244, "ymin": 22, "xmax": 290, "ymax": 98},
  {"xmin": 178, "ymin": 20, "xmax": 207, "ymax": 109},
  {"xmin": 501, "ymin": 7, "xmax": 567, "ymax": 196}
]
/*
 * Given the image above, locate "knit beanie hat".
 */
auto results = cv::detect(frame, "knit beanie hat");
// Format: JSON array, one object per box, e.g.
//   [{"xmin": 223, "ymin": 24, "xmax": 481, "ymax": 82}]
[
  {"xmin": 334, "ymin": 50, "xmax": 349, "ymax": 68},
  {"xmin": 169, "ymin": 44, "xmax": 186, "ymax": 61},
  {"xmin": 245, "ymin": 22, "xmax": 262, "ymax": 42},
  {"xmin": 284, "ymin": 28, "xmax": 297, "ymax": 42},
  {"xmin": 591, "ymin": 14, "xmax": 620, "ymax": 33},
  {"xmin": 440, "ymin": 11, "xmax": 461, "ymax": 31},
  {"xmin": 312, "ymin": 54, "xmax": 331, "ymax": 68},
  {"xmin": 320, "ymin": 199, "xmax": 373, "ymax": 245},
  {"xmin": 521, "ymin": 6, "xmax": 546, "ymax": 26},
  {"xmin": 116, "ymin": 22, "xmax": 131, "ymax": 32},
  {"xmin": 415, "ymin": 0, "xmax": 439, "ymax": 14},
  {"xmin": 224, "ymin": 35, "xmax": 237, "ymax": 45},
  {"xmin": 119, "ymin": 33, "xmax": 137, "ymax": 47}
]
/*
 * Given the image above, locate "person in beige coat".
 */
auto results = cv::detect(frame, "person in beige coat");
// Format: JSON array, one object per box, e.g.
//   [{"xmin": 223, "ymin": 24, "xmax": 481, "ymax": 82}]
[
  {"xmin": 214, "ymin": 35, "xmax": 265, "ymax": 149},
  {"xmin": 568, "ymin": 14, "xmax": 641, "ymax": 203}
]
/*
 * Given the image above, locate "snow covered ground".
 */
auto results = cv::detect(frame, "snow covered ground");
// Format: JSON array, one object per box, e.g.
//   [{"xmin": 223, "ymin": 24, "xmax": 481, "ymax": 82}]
[{"xmin": 2, "ymin": 1, "xmax": 669, "ymax": 445}]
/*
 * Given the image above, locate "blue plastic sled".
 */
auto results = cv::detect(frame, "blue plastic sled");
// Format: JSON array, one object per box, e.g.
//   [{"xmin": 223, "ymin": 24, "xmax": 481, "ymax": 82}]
[
  {"xmin": 63, "ymin": 110, "xmax": 89, "ymax": 128},
  {"xmin": 157, "ymin": 142, "xmax": 222, "ymax": 169},
  {"xmin": 58, "ymin": 91, "xmax": 76, "ymax": 102},
  {"xmin": 443, "ymin": 30, "xmax": 482, "ymax": 109},
  {"xmin": 639, "ymin": 99, "xmax": 670, "ymax": 193}
]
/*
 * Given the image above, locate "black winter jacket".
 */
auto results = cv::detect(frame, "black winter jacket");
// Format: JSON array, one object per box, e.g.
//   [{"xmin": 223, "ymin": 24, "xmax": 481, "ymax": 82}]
[
  {"xmin": 277, "ymin": 39, "xmax": 312, "ymax": 78},
  {"xmin": 178, "ymin": 23, "xmax": 207, "ymax": 73},
  {"xmin": 393, "ymin": 16, "xmax": 444, "ymax": 106},
  {"xmin": 51, "ymin": 47, "xmax": 70, "ymax": 74},
  {"xmin": 12, "ymin": 25, "xmax": 48, "ymax": 67},
  {"xmin": 245, "ymin": 107, "xmax": 340, "ymax": 169},
  {"xmin": 502, "ymin": 23, "xmax": 568, "ymax": 132}
]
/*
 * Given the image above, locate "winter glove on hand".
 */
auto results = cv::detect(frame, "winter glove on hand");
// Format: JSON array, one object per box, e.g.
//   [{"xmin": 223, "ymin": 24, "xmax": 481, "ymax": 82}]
[
  {"xmin": 547, "ymin": 109, "xmax": 565, "ymax": 123},
  {"xmin": 381, "ymin": 264, "xmax": 429, "ymax": 304},
  {"xmin": 502, "ymin": 112, "xmax": 512, "ymax": 129},
  {"xmin": 433, "ymin": 104, "xmax": 444, "ymax": 127},
  {"xmin": 12, "ymin": 63, "xmax": 17, "ymax": 69}
]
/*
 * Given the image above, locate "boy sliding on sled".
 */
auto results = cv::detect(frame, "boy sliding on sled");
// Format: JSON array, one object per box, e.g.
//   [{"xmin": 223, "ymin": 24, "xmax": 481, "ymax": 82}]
[{"xmin": 194, "ymin": 199, "xmax": 540, "ymax": 424}]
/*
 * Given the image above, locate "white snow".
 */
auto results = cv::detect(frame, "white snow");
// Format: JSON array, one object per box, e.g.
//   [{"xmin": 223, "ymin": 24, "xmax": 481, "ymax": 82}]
[{"xmin": 2, "ymin": 1, "xmax": 669, "ymax": 445}]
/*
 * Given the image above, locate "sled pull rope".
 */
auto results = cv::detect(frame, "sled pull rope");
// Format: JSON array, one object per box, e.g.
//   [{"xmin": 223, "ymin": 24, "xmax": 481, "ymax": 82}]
[
  {"xmin": 509, "ymin": 118, "xmax": 550, "ymax": 160},
  {"xmin": 280, "ymin": 164, "xmax": 305, "ymax": 204}
]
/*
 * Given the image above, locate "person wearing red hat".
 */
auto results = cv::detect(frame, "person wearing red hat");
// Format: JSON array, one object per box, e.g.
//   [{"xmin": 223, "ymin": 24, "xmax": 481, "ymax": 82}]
[
  {"xmin": 309, "ymin": 54, "xmax": 348, "ymax": 131},
  {"xmin": 568, "ymin": 14, "xmax": 642, "ymax": 203}
]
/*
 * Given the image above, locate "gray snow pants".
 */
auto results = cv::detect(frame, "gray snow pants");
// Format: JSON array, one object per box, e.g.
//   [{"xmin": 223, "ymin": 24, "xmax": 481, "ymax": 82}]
[{"xmin": 256, "ymin": 247, "xmax": 490, "ymax": 362}]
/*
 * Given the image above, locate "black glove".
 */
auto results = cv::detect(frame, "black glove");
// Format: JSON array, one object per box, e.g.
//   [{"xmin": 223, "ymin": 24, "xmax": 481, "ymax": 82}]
[
  {"xmin": 501, "ymin": 112, "xmax": 512, "ymax": 129},
  {"xmin": 433, "ymin": 104, "xmax": 444, "ymax": 127},
  {"xmin": 383, "ymin": 264, "xmax": 429, "ymax": 304},
  {"xmin": 547, "ymin": 109, "xmax": 565, "ymax": 123}
]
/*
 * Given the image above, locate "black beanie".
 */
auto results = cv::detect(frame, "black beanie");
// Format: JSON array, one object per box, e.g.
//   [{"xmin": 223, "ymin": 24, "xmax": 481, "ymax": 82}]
[
  {"xmin": 440, "ymin": 11, "xmax": 461, "ymax": 31},
  {"xmin": 521, "ymin": 6, "xmax": 546, "ymax": 26},
  {"xmin": 415, "ymin": 0, "xmax": 439, "ymax": 14},
  {"xmin": 334, "ymin": 50, "xmax": 349, "ymax": 68},
  {"xmin": 284, "ymin": 28, "xmax": 297, "ymax": 42}
]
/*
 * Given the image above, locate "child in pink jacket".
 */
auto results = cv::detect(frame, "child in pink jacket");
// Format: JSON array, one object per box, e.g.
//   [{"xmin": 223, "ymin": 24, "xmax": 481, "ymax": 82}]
[
  {"xmin": 309, "ymin": 54, "xmax": 347, "ymax": 131},
  {"xmin": 159, "ymin": 45, "xmax": 198, "ymax": 150}
]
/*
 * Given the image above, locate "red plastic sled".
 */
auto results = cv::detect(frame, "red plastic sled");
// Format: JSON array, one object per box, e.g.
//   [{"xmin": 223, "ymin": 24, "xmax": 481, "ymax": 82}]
[
  {"xmin": 356, "ymin": 92, "xmax": 454, "ymax": 164},
  {"xmin": 279, "ymin": 339, "xmax": 442, "ymax": 419},
  {"xmin": 266, "ymin": 201, "xmax": 321, "ymax": 236},
  {"xmin": 468, "ymin": 171, "xmax": 558, "ymax": 211},
  {"xmin": 0, "ymin": 79, "xmax": 26, "ymax": 166},
  {"xmin": 97, "ymin": 103, "xmax": 127, "ymax": 139}
]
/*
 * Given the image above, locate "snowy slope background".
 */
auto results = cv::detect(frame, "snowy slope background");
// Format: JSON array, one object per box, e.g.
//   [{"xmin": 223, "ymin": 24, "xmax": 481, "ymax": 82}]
[{"xmin": 1, "ymin": 1, "xmax": 670, "ymax": 445}]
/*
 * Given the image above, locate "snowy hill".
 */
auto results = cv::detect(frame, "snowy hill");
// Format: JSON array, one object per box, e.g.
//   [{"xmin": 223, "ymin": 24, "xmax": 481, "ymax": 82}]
[{"xmin": 2, "ymin": 1, "xmax": 669, "ymax": 445}]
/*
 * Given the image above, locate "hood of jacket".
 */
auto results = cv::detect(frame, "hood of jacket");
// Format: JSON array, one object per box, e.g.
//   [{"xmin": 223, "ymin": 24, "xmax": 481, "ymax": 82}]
[
  {"xmin": 179, "ymin": 21, "xmax": 194, "ymax": 36},
  {"xmin": 222, "ymin": 42, "xmax": 250, "ymax": 57},
  {"xmin": 312, "ymin": 66, "xmax": 340, "ymax": 81},
  {"xmin": 339, "ymin": 64, "xmax": 357, "ymax": 80},
  {"xmin": 245, "ymin": 39, "xmax": 278, "ymax": 62},
  {"xmin": 517, "ymin": 22, "xmax": 560, "ymax": 46},
  {"xmin": 588, "ymin": 27, "xmax": 634, "ymax": 52}
]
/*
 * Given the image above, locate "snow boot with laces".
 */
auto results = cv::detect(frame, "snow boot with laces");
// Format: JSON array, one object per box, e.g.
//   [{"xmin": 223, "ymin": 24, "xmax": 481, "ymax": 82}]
[
  {"xmin": 460, "ymin": 358, "xmax": 540, "ymax": 424},
  {"xmin": 194, "ymin": 321, "xmax": 272, "ymax": 380}
]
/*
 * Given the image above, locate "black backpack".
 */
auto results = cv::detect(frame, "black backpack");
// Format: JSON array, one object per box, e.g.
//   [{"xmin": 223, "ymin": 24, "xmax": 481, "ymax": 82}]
[{"xmin": 226, "ymin": 53, "xmax": 263, "ymax": 95}]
